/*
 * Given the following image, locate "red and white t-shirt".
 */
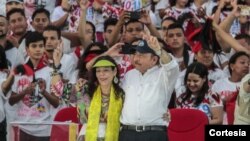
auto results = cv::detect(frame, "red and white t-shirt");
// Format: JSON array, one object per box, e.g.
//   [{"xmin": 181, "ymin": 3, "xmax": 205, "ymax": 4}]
[
  {"xmin": 11, "ymin": 66, "xmax": 53, "ymax": 136},
  {"xmin": 176, "ymin": 90, "xmax": 223, "ymax": 119},
  {"xmin": 212, "ymin": 77, "xmax": 240, "ymax": 124}
]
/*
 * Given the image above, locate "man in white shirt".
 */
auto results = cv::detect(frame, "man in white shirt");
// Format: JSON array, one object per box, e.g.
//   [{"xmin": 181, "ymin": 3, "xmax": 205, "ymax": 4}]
[
  {"xmin": 42, "ymin": 25, "xmax": 76, "ymax": 117},
  {"xmin": 0, "ymin": 14, "xmax": 25, "ymax": 68},
  {"xmin": 119, "ymin": 36, "xmax": 179, "ymax": 141},
  {"xmin": 42, "ymin": 25, "xmax": 76, "ymax": 82}
]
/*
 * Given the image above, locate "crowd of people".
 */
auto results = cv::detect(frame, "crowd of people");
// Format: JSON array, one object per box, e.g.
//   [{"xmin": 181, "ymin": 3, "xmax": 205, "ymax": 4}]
[{"xmin": 0, "ymin": 0, "xmax": 250, "ymax": 141}]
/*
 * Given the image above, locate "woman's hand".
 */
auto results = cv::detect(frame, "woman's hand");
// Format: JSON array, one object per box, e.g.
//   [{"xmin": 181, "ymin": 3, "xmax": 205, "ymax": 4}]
[
  {"xmin": 162, "ymin": 109, "xmax": 171, "ymax": 121},
  {"xmin": 75, "ymin": 78, "xmax": 87, "ymax": 92}
]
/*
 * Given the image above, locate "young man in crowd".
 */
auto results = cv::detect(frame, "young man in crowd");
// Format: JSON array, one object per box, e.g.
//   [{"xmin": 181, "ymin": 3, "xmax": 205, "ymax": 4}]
[
  {"xmin": 9, "ymin": 31, "xmax": 59, "ymax": 141},
  {"xmin": 31, "ymin": 8, "xmax": 50, "ymax": 34},
  {"xmin": 0, "ymin": 14, "xmax": 25, "ymax": 68},
  {"xmin": 42, "ymin": 25, "xmax": 76, "ymax": 84},
  {"xmin": 103, "ymin": 18, "xmax": 119, "ymax": 48},
  {"xmin": 6, "ymin": 8, "xmax": 28, "ymax": 48}
]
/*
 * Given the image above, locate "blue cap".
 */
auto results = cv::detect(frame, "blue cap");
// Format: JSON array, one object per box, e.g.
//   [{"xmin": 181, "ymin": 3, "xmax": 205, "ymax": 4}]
[{"xmin": 135, "ymin": 40, "xmax": 156, "ymax": 55}]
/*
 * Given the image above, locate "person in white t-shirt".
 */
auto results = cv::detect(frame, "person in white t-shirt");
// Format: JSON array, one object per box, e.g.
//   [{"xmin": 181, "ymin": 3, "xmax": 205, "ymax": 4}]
[
  {"xmin": 42, "ymin": 25, "xmax": 78, "ymax": 119},
  {"xmin": 42, "ymin": 25, "xmax": 76, "ymax": 83},
  {"xmin": 176, "ymin": 62, "xmax": 223, "ymax": 124},
  {"xmin": 9, "ymin": 31, "xmax": 59, "ymax": 140},
  {"xmin": 23, "ymin": 0, "xmax": 56, "ymax": 18},
  {"xmin": 212, "ymin": 51, "xmax": 250, "ymax": 124}
]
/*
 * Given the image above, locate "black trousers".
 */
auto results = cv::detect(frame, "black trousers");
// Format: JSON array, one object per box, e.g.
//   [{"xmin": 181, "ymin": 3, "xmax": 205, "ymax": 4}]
[
  {"xmin": 19, "ymin": 130, "xmax": 50, "ymax": 141},
  {"xmin": 0, "ymin": 118, "xmax": 6, "ymax": 141},
  {"xmin": 119, "ymin": 129, "xmax": 168, "ymax": 141}
]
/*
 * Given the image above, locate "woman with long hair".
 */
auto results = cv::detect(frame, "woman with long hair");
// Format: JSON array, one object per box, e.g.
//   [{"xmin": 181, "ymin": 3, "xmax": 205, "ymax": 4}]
[
  {"xmin": 176, "ymin": 62, "xmax": 223, "ymax": 124},
  {"xmin": 77, "ymin": 55, "xmax": 124, "ymax": 141}
]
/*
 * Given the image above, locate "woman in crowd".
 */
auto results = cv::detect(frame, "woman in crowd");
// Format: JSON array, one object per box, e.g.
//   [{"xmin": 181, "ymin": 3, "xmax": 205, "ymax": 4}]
[
  {"xmin": 77, "ymin": 55, "xmax": 124, "ymax": 141},
  {"xmin": 176, "ymin": 62, "xmax": 223, "ymax": 125},
  {"xmin": 212, "ymin": 51, "xmax": 250, "ymax": 124}
]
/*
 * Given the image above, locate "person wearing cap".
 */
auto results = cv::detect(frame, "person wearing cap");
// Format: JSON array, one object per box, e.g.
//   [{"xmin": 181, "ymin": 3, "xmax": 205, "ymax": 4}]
[
  {"xmin": 119, "ymin": 35, "xmax": 179, "ymax": 141},
  {"xmin": 6, "ymin": 0, "xmax": 24, "ymax": 13},
  {"xmin": 77, "ymin": 55, "xmax": 124, "ymax": 141}
]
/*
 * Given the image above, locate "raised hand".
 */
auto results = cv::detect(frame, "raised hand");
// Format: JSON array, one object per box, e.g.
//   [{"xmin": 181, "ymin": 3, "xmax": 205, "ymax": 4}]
[
  {"xmin": 117, "ymin": 10, "xmax": 130, "ymax": 26},
  {"xmin": 75, "ymin": 78, "xmax": 87, "ymax": 92},
  {"xmin": 143, "ymin": 35, "xmax": 161, "ymax": 51},
  {"xmin": 106, "ymin": 42, "xmax": 124, "ymax": 57},
  {"xmin": 53, "ymin": 42, "xmax": 63, "ymax": 68},
  {"xmin": 162, "ymin": 109, "xmax": 171, "ymax": 121},
  {"xmin": 61, "ymin": 0, "xmax": 71, "ymax": 12},
  {"xmin": 139, "ymin": 10, "xmax": 152, "ymax": 26},
  {"xmin": 22, "ymin": 83, "xmax": 36, "ymax": 95},
  {"xmin": 6, "ymin": 35, "xmax": 19, "ymax": 48},
  {"xmin": 80, "ymin": 0, "xmax": 90, "ymax": 11},
  {"xmin": 231, "ymin": 0, "xmax": 240, "ymax": 17},
  {"xmin": 218, "ymin": 0, "xmax": 226, "ymax": 9}
]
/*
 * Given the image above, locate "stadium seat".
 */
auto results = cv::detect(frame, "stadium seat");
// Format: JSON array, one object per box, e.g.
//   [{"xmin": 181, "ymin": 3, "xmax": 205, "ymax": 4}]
[{"xmin": 168, "ymin": 108, "xmax": 209, "ymax": 141}]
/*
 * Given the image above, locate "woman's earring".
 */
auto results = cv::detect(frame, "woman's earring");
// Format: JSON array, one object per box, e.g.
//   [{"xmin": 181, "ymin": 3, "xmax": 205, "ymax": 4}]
[{"xmin": 113, "ymin": 76, "xmax": 118, "ymax": 84}]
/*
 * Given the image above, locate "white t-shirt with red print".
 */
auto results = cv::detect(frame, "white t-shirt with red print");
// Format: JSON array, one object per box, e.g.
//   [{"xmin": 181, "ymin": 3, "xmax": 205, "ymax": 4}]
[
  {"xmin": 208, "ymin": 68, "xmax": 226, "ymax": 84},
  {"xmin": 11, "ymin": 66, "xmax": 53, "ymax": 137},
  {"xmin": 175, "ymin": 67, "xmax": 226, "ymax": 98},
  {"xmin": 24, "ymin": 0, "xmax": 56, "ymax": 18},
  {"xmin": 176, "ymin": 90, "xmax": 223, "ymax": 120},
  {"xmin": 164, "ymin": 6, "xmax": 191, "ymax": 20},
  {"xmin": 211, "ymin": 77, "xmax": 240, "ymax": 124}
]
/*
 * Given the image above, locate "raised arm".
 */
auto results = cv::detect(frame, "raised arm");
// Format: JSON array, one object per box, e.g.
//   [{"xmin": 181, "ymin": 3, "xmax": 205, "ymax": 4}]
[
  {"xmin": 213, "ymin": 21, "xmax": 250, "ymax": 54},
  {"xmin": 85, "ymin": 43, "xmax": 124, "ymax": 70},
  {"xmin": 139, "ymin": 10, "xmax": 161, "ymax": 39},
  {"xmin": 213, "ymin": 0, "xmax": 225, "ymax": 24},
  {"xmin": 78, "ymin": 0, "xmax": 91, "ymax": 48},
  {"xmin": 1, "ymin": 70, "xmax": 15, "ymax": 95},
  {"xmin": 108, "ymin": 11, "xmax": 129, "ymax": 47},
  {"xmin": 219, "ymin": 0, "xmax": 239, "ymax": 32},
  {"xmin": 145, "ymin": 35, "xmax": 171, "ymax": 64}
]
